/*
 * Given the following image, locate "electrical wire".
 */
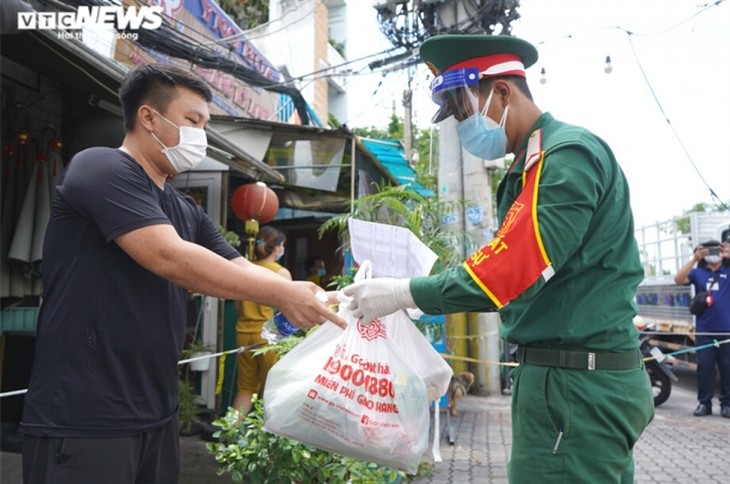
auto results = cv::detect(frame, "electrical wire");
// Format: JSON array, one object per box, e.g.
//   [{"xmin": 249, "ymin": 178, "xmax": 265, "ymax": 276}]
[
  {"xmin": 30, "ymin": 31, "xmax": 120, "ymax": 98},
  {"xmin": 57, "ymin": 0, "xmax": 309, "ymax": 121},
  {"xmin": 618, "ymin": 0, "xmax": 726, "ymax": 37},
  {"xmin": 132, "ymin": 0, "xmax": 404, "ymax": 87},
  {"xmin": 340, "ymin": 72, "xmax": 392, "ymax": 127},
  {"xmin": 63, "ymin": 0, "xmax": 416, "ymax": 127},
  {"xmin": 532, "ymin": 0, "xmax": 727, "ymax": 46},
  {"xmin": 529, "ymin": 0, "xmax": 730, "ymax": 212},
  {"xmin": 622, "ymin": 30, "xmax": 729, "ymax": 212},
  {"xmin": 208, "ymin": 2, "xmax": 320, "ymax": 44},
  {"xmin": 101, "ymin": 0, "xmax": 314, "ymax": 123},
  {"xmin": 59, "ymin": 0, "xmax": 419, "ymax": 123},
  {"xmin": 268, "ymin": 47, "xmax": 406, "ymax": 87}
]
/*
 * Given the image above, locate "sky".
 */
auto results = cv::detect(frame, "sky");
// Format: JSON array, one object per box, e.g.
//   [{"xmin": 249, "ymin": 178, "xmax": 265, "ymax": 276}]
[{"xmin": 343, "ymin": 0, "xmax": 730, "ymax": 228}]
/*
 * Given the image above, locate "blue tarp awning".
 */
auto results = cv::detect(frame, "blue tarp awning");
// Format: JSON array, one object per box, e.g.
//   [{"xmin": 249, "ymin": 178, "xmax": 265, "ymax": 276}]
[{"xmin": 360, "ymin": 138, "xmax": 434, "ymax": 197}]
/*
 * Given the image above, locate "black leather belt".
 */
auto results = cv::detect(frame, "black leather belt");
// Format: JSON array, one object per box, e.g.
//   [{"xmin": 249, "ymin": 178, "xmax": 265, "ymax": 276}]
[{"xmin": 517, "ymin": 347, "xmax": 642, "ymax": 371}]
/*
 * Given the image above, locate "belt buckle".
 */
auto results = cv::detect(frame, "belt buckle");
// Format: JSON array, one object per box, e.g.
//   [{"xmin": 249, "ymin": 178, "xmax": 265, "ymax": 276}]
[{"xmin": 587, "ymin": 352, "xmax": 596, "ymax": 371}]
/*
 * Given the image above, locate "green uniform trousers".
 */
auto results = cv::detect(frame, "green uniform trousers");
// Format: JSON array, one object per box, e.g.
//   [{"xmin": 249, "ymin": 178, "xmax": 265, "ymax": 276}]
[{"xmin": 508, "ymin": 363, "xmax": 654, "ymax": 483}]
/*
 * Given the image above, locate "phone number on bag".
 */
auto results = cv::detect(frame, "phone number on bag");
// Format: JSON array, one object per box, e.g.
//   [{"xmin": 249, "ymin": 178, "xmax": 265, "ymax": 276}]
[{"xmin": 322, "ymin": 356, "xmax": 395, "ymax": 398}]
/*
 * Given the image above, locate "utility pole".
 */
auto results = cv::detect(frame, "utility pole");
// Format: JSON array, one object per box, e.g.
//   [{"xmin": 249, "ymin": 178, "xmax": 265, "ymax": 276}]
[
  {"xmin": 372, "ymin": 0, "xmax": 523, "ymax": 395},
  {"xmin": 402, "ymin": 82, "xmax": 413, "ymax": 163}
]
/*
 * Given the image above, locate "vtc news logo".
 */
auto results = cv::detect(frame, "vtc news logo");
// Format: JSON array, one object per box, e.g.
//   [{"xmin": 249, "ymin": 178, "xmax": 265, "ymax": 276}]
[{"xmin": 17, "ymin": 5, "xmax": 163, "ymax": 41}]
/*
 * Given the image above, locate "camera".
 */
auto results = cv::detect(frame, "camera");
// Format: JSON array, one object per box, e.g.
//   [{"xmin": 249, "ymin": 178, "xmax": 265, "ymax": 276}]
[{"xmin": 708, "ymin": 247, "xmax": 721, "ymax": 256}]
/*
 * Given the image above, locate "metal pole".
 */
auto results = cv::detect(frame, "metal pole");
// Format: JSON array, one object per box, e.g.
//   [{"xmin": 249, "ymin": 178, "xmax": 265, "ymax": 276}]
[
  {"xmin": 350, "ymin": 134, "xmax": 356, "ymax": 213},
  {"xmin": 403, "ymin": 87, "xmax": 413, "ymax": 163}
]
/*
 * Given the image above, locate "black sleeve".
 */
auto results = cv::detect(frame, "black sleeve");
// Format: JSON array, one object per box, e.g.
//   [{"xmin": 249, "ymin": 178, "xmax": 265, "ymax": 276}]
[{"xmin": 59, "ymin": 147, "xmax": 170, "ymax": 242}]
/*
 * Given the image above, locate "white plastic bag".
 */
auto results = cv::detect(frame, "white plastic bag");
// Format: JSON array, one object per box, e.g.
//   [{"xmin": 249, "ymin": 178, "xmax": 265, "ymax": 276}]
[
  {"xmin": 364, "ymin": 260, "xmax": 453, "ymax": 463},
  {"xmin": 262, "ymin": 321, "xmax": 344, "ymax": 434},
  {"xmin": 340, "ymin": 260, "xmax": 453, "ymax": 401},
  {"xmin": 264, "ymin": 266, "xmax": 430, "ymax": 474},
  {"xmin": 386, "ymin": 310, "xmax": 453, "ymax": 402}
]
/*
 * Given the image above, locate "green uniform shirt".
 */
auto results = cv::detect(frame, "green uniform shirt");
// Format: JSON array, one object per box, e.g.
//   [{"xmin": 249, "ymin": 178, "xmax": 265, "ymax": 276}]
[{"xmin": 411, "ymin": 113, "xmax": 642, "ymax": 351}]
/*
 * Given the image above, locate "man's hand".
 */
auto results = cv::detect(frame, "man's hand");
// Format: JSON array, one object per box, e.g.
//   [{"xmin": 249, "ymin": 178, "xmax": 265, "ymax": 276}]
[
  {"xmin": 278, "ymin": 282, "xmax": 347, "ymax": 330},
  {"xmin": 693, "ymin": 245, "xmax": 709, "ymax": 262},
  {"xmin": 342, "ymin": 278, "xmax": 416, "ymax": 324}
]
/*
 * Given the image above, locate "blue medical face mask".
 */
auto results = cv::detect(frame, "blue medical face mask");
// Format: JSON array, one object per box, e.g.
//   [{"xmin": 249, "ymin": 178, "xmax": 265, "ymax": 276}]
[
  {"xmin": 456, "ymin": 88, "xmax": 508, "ymax": 161},
  {"xmin": 317, "ymin": 268, "xmax": 326, "ymax": 277}
]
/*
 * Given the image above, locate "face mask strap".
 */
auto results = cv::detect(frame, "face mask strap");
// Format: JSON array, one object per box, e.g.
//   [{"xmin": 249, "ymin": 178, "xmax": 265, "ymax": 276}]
[
  {"xmin": 481, "ymin": 88, "xmax": 494, "ymax": 117},
  {"xmin": 150, "ymin": 131, "xmax": 168, "ymax": 150},
  {"xmin": 150, "ymin": 110, "xmax": 180, "ymax": 151},
  {"xmin": 480, "ymin": 88, "xmax": 509, "ymax": 127},
  {"xmin": 153, "ymin": 110, "xmax": 180, "ymax": 130},
  {"xmin": 499, "ymin": 104, "xmax": 509, "ymax": 127}
]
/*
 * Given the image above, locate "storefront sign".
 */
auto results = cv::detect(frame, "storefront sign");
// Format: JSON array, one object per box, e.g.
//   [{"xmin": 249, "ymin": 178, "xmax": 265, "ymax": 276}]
[
  {"xmin": 116, "ymin": 0, "xmax": 279, "ymax": 119},
  {"xmin": 152, "ymin": 0, "xmax": 280, "ymax": 82}
]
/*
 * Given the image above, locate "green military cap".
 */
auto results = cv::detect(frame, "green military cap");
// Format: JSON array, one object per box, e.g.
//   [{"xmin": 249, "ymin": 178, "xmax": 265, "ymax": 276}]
[{"xmin": 420, "ymin": 34, "xmax": 538, "ymax": 78}]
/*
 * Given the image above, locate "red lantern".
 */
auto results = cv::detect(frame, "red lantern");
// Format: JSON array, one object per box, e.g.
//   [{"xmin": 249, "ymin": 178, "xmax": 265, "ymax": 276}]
[
  {"xmin": 48, "ymin": 138, "xmax": 64, "ymax": 151},
  {"xmin": 16, "ymin": 131, "xmax": 31, "ymax": 145},
  {"xmin": 231, "ymin": 182, "xmax": 279, "ymax": 223}
]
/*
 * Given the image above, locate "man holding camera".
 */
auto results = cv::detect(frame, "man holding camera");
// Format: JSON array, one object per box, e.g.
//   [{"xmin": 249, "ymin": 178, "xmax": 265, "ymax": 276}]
[{"xmin": 674, "ymin": 240, "xmax": 730, "ymax": 417}]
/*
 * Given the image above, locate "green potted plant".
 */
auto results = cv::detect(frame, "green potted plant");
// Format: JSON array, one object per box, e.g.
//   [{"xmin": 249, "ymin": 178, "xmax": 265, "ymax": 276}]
[
  {"xmin": 218, "ymin": 224, "xmax": 241, "ymax": 249},
  {"xmin": 182, "ymin": 339, "xmax": 215, "ymax": 372},
  {"xmin": 178, "ymin": 337, "xmax": 215, "ymax": 435},
  {"xmin": 318, "ymin": 184, "xmax": 473, "ymax": 272},
  {"xmin": 178, "ymin": 378, "xmax": 202, "ymax": 436}
]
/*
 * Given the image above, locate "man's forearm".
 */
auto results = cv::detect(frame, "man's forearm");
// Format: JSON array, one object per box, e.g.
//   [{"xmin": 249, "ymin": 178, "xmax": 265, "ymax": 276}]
[
  {"xmin": 673, "ymin": 258, "xmax": 698, "ymax": 285},
  {"xmin": 116, "ymin": 224, "xmax": 293, "ymax": 306}
]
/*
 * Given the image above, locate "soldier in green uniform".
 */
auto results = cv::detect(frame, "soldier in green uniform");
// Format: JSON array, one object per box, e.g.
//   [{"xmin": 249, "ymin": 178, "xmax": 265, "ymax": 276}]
[{"xmin": 343, "ymin": 34, "xmax": 654, "ymax": 483}]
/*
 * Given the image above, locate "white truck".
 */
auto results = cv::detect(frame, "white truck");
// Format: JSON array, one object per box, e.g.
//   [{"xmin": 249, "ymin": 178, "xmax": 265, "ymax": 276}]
[{"xmin": 634, "ymin": 211, "xmax": 730, "ymax": 369}]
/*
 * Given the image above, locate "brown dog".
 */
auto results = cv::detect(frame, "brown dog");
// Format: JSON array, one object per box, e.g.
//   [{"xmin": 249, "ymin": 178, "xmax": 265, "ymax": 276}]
[{"xmin": 448, "ymin": 371, "xmax": 474, "ymax": 416}]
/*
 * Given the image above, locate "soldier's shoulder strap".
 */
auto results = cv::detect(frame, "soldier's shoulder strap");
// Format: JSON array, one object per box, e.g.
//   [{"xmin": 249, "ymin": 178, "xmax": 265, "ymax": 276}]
[{"xmin": 524, "ymin": 128, "xmax": 543, "ymax": 172}]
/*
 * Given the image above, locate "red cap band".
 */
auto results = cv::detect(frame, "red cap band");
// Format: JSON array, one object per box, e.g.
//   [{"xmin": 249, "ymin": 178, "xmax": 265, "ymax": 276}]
[{"xmin": 446, "ymin": 53, "xmax": 526, "ymax": 78}]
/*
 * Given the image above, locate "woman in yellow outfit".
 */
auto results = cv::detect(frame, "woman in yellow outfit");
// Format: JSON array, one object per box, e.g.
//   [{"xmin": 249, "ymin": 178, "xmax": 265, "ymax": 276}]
[{"xmin": 232, "ymin": 226, "xmax": 291, "ymax": 414}]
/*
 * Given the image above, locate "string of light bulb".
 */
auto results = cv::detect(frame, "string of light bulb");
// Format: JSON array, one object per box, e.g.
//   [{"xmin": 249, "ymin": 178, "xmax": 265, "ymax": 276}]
[{"xmin": 538, "ymin": 55, "xmax": 612, "ymax": 85}]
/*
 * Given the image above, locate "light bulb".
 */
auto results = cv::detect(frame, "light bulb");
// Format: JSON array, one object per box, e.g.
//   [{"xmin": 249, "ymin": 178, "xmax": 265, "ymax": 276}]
[
  {"xmin": 539, "ymin": 67, "xmax": 547, "ymax": 84},
  {"xmin": 604, "ymin": 55, "xmax": 613, "ymax": 74}
]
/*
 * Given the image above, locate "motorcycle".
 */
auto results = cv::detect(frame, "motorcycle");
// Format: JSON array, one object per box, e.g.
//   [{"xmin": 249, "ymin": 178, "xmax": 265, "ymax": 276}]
[{"xmin": 635, "ymin": 318, "xmax": 678, "ymax": 406}]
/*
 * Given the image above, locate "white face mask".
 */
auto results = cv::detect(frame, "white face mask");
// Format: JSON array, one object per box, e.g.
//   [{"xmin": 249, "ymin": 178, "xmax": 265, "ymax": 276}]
[
  {"xmin": 705, "ymin": 255, "xmax": 722, "ymax": 264},
  {"xmin": 276, "ymin": 247, "xmax": 285, "ymax": 261},
  {"xmin": 151, "ymin": 111, "xmax": 207, "ymax": 173}
]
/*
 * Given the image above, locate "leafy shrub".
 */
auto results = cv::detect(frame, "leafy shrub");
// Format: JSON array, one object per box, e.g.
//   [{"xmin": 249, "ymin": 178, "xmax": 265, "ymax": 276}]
[
  {"xmin": 207, "ymin": 395, "xmax": 406, "ymax": 483},
  {"xmin": 178, "ymin": 378, "xmax": 200, "ymax": 435}
]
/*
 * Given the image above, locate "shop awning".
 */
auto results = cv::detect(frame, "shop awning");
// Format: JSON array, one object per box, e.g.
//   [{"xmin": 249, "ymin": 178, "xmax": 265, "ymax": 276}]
[
  {"xmin": 211, "ymin": 116, "xmax": 404, "ymax": 213},
  {"xmin": 0, "ymin": 31, "xmax": 287, "ymax": 182},
  {"xmin": 360, "ymin": 138, "xmax": 434, "ymax": 197}
]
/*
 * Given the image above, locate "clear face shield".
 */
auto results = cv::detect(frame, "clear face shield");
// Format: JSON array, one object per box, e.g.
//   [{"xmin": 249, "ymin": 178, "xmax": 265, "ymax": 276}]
[{"xmin": 430, "ymin": 68, "xmax": 481, "ymax": 123}]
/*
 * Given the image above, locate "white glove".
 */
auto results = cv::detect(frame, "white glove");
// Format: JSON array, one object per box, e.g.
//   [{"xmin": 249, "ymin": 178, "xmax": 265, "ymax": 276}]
[{"xmin": 342, "ymin": 278, "xmax": 416, "ymax": 324}]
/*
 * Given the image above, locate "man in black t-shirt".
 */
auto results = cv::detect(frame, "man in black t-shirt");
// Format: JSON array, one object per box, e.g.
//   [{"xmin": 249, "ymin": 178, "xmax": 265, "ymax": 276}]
[{"xmin": 21, "ymin": 64, "xmax": 345, "ymax": 484}]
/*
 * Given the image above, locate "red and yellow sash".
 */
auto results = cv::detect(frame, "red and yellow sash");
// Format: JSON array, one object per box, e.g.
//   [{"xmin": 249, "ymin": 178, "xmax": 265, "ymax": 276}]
[{"xmin": 463, "ymin": 129, "xmax": 553, "ymax": 308}]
